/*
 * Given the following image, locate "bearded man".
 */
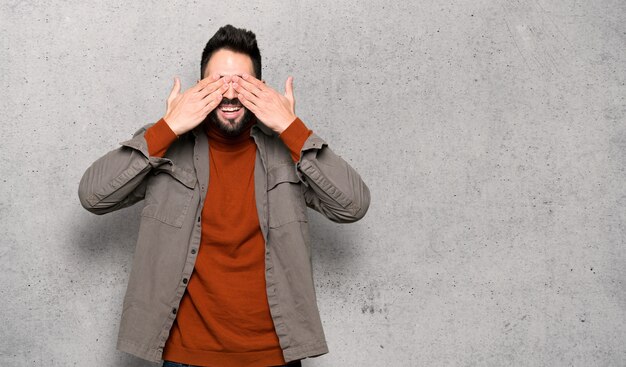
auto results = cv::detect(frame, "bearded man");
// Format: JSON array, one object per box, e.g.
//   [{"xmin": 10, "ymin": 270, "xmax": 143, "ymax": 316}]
[{"xmin": 78, "ymin": 24, "xmax": 370, "ymax": 367}]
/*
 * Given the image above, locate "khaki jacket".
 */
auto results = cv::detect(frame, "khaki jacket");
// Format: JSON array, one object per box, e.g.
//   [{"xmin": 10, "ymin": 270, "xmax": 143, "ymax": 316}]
[{"xmin": 77, "ymin": 119, "xmax": 370, "ymax": 363}]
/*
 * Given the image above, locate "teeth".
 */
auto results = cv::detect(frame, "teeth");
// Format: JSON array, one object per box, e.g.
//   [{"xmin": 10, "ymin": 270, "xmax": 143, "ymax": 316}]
[{"xmin": 221, "ymin": 106, "xmax": 241, "ymax": 112}]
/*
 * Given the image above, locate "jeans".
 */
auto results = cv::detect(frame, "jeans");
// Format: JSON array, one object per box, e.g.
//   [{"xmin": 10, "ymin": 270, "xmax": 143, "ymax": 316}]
[{"xmin": 162, "ymin": 360, "xmax": 302, "ymax": 367}]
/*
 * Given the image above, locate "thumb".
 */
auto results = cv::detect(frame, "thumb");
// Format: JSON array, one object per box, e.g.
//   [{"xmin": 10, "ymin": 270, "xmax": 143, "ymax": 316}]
[
  {"xmin": 167, "ymin": 76, "xmax": 181, "ymax": 103},
  {"xmin": 285, "ymin": 76, "xmax": 295, "ymax": 111},
  {"xmin": 284, "ymin": 76, "xmax": 294, "ymax": 100}
]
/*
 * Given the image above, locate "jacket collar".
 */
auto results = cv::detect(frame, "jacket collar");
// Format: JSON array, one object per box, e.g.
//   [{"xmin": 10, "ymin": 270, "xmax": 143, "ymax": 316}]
[{"xmin": 251, "ymin": 120, "xmax": 274, "ymax": 137}]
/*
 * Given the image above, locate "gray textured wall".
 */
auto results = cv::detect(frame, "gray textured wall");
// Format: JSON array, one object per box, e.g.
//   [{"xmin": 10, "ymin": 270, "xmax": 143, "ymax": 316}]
[{"xmin": 1, "ymin": 0, "xmax": 625, "ymax": 366}]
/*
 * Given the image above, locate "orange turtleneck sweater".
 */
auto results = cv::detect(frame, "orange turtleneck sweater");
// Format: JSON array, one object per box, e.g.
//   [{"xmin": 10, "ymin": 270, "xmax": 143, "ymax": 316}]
[{"xmin": 143, "ymin": 116, "xmax": 312, "ymax": 367}]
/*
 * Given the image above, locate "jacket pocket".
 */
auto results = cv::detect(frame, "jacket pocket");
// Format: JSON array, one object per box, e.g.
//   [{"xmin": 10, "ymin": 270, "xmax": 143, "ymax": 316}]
[
  {"xmin": 141, "ymin": 166, "xmax": 196, "ymax": 228},
  {"xmin": 267, "ymin": 163, "xmax": 307, "ymax": 228}
]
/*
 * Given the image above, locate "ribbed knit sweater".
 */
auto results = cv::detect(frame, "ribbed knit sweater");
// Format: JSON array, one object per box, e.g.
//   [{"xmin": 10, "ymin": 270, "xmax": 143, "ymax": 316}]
[{"xmin": 143, "ymin": 115, "xmax": 312, "ymax": 367}]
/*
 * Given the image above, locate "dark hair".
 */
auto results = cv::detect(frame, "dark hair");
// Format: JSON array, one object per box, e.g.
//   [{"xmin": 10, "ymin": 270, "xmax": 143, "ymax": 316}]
[{"xmin": 200, "ymin": 24, "xmax": 261, "ymax": 79}]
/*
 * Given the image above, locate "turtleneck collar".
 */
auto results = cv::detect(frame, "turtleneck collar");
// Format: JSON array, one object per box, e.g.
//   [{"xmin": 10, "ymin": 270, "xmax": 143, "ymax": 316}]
[{"xmin": 204, "ymin": 117, "xmax": 255, "ymax": 151}]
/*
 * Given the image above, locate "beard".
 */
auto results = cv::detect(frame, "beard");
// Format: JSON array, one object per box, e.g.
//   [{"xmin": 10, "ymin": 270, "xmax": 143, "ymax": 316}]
[{"xmin": 206, "ymin": 97, "xmax": 254, "ymax": 136}]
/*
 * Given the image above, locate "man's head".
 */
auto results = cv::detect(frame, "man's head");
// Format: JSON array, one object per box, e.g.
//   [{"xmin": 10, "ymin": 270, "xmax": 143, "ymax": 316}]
[
  {"xmin": 201, "ymin": 25, "xmax": 262, "ymax": 136},
  {"xmin": 200, "ymin": 24, "xmax": 261, "ymax": 80}
]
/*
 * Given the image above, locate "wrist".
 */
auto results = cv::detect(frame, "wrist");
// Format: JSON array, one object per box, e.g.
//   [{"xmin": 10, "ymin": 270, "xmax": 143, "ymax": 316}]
[
  {"xmin": 277, "ymin": 117, "xmax": 312, "ymax": 162},
  {"xmin": 276, "ymin": 115, "xmax": 297, "ymax": 134},
  {"xmin": 146, "ymin": 117, "xmax": 180, "ymax": 156},
  {"xmin": 162, "ymin": 116, "xmax": 181, "ymax": 136}
]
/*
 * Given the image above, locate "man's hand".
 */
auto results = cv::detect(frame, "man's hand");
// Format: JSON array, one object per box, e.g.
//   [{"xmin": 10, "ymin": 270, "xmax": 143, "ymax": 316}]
[
  {"xmin": 232, "ymin": 73, "xmax": 297, "ymax": 134},
  {"xmin": 163, "ymin": 74, "xmax": 230, "ymax": 136}
]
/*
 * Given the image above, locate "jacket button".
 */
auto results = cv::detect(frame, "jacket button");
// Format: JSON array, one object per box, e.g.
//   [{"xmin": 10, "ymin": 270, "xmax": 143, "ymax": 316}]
[
  {"xmin": 191, "ymin": 248, "xmax": 197, "ymax": 254},
  {"xmin": 172, "ymin": 308, "xmax": 177, "ymax": 314},
  {"xmin": 182, "ymin": 278, "xmax": 188, "ymax": 284}
]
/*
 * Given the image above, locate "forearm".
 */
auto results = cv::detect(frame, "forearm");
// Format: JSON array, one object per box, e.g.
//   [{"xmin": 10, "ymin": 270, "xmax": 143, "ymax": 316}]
[
  {"xmin": 286, "ymin": 122, "xmax": 370, "ymax": 223},
  {"xmin": 278, "ymin": 117, "xmax": 313, "ymax": 163},
  {"xmin": 144, "ymin": 117, "xmax": 178, "ymax": 157},
  {"xmin": 77, "ymin": 121, "xmax": 174, "ymax": 214}
]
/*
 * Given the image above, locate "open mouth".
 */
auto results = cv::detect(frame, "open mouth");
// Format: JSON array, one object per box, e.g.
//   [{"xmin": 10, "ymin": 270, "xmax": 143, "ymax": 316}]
[
  {"xmin": 220, "ymin": 105, "xmax": 242, "ymax": 112},
  {"xmin": 218, "ymin": 104, "xmax": 244, "ymax": 120}
]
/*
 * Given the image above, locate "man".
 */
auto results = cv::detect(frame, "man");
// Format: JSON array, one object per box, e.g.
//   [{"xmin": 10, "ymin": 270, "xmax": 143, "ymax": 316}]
[{"xmin": 78, "ymin": 24, "xmax": 370, "ymax": 367}]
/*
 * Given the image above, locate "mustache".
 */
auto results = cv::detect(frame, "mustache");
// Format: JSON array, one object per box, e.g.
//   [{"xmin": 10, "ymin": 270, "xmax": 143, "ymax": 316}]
[{"xmin": 219, "ymin": 97, "xmax": 243, "ymax": 107}]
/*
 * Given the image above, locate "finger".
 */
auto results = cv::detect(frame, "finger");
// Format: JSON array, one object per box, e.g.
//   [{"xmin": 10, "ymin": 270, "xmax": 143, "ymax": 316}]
[
  {"xmin": 201, "ymin": 84, "xmax": 228, "ymax": 105},
  {"xmin": 201, "ymin": 82, "xmax": 229, "ymax": 101},
  {"xmin": 241, "ymin": 73, "xmax": 267, "ymax": 91},
  {"xmin": 198, "ymin": 76, "xmax": 228, "ymax": 97},
  {"xmin": 237, "ymin": 93, "xmax": 258, "ymax": 113},
  {"xmin": 284, "ymin": 76, "xmax": 294, "ymax": 102},
  {"xmin": 167, "ymin": 76, "xmax": 181, "ymax": 103},
  {"xmin": 233, "ymin": 85, "xmax": 261, "ymax": 106},
  {"xmin": 232, "ymin": 76, "xmax": 263, "ymax": 97},
  {"xmin": 193, "ymin": 73, "xmax": 222, "ymax": 93},
  {"xmin": 200, "ymin": 93, "xmax": 223, "ymax": 115},
  {"xmin": 286, "ymin": 76, "xmax": 296, "ymax": 113}
]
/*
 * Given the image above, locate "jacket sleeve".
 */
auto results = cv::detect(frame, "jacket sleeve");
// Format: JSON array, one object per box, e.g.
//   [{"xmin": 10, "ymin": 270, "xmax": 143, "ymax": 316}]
[
  {"xmin": 77, "ymin": 122, "xmax": 174, "ymax": 215},
  {"xmin": 294, "ymin": 132, "xmax": 371, "ymax": 223}
]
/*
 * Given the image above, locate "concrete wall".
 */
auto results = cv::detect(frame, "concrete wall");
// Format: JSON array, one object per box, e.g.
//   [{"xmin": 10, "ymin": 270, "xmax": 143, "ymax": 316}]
[{"xmin": 1, "ymin": 0, "xmax": 624, "ymax": 365}]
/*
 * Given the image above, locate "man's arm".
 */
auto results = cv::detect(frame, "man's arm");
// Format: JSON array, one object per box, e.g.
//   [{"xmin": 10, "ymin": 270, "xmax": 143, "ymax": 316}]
[
  {"xmin": 279, "ymin": 118, "xmax": 370, "ymax": 223},
  {"xmin": 78, "ymin": 73, "xmax": 228, "ymax": 215},
  {"xmin": 77, "ymin": 119, "xmax": 177, "ymax": 215},
  {"xmin": 233, "ymin": 73, "xmax": 370, "ymax": 223}
]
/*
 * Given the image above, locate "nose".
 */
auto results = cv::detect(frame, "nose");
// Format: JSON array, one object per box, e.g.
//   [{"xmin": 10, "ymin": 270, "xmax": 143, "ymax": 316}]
[{"xmin": 223, "ymin": 79, "xmax": 237, "ymax": 100}]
